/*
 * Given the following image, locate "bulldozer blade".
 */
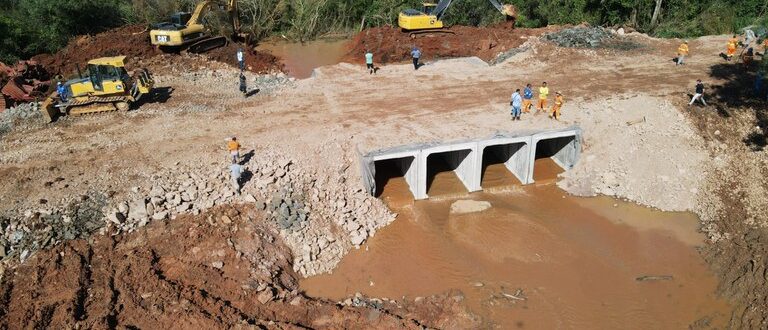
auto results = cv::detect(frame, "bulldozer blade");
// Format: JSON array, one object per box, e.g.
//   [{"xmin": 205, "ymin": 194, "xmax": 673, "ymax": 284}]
[{"xmin": 40, "ymin": 96, "xmax": 58, "ymax": 123}]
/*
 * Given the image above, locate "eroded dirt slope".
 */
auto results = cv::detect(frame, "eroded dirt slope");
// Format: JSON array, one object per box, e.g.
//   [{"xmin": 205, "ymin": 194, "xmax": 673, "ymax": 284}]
[{"xmin": 0, "ymin": 204, "xmax": 477, "ymax": 328}]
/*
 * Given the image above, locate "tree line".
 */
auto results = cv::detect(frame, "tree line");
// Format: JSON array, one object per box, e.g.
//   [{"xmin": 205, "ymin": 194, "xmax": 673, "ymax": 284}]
[{"xmin": 2, "ymin": 0, "xmax": 767, "ymax": 63}]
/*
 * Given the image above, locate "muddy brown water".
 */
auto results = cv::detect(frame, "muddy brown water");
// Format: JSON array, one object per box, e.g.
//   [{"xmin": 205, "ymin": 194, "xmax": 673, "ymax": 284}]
[
  {"xmin": 302, "ymin": 160, "xmax": 731, "ymax": 328},
  {"xmin": 256, "ymin": 38, "xmax": 349, "ymax": 79}
]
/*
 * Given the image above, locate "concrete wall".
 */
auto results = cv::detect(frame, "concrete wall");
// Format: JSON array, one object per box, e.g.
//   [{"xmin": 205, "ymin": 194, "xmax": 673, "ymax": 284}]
[
  {"xmin": 419, "ymin": 142, "xmax": 479, "ymax": 198},
  {"xmin": 361, "ymin": 127, "xmax": 581, "ymax": 200},
  {"xmin": 476, "ymin": 135, "xmax": 532, "ymax": 185},
  {"xmin": 369, "ymin": 150, "xmax": 421, "ymax": 198},
  {"xmin": 529, "ymin": 128, "xmax": 582, "ymax": 183}
]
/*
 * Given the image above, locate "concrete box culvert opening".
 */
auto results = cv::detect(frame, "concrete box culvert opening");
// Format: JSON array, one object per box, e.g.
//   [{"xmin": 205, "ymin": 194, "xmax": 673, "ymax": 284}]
[
  {"xmin": 425, "ymin": 149, "xmax": 474, "ymax": 196},
  {"xmin": 373, "ymin": 157, "xmax": 417, "ymax": 199},
  {"xmin": 532, "ymin": 135, "xmax": 579, "ymax": 182},
  {"xmin": 480, "ymin": 142, "xmax": 528, "ymax": 188}
]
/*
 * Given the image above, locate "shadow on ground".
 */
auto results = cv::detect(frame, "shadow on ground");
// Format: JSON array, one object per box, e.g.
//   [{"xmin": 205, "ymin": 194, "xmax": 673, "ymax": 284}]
[{"xmin": 708, "ymin": 60, "xmax": 767, "ymax": 151}]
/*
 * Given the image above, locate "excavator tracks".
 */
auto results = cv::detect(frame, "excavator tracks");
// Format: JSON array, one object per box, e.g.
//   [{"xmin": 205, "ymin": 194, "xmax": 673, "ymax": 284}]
[{"xmin": 188, "ymin": 36, "xmax": 228, "ymax": 54}]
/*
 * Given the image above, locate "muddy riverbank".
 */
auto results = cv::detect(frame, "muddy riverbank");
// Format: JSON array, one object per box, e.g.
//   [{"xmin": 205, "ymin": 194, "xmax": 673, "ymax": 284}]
[{"xmin": 302, "ymin": 166, "xmax": 731, "ymax": 328}]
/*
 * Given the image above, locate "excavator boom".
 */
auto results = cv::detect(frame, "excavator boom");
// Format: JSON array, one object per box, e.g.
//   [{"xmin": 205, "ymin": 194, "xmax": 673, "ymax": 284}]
[
  {"xmin": 150, "ymin": 0, "xmax": 243, "ymax": 52},
  {"xmin": 399, "ymin": 0, "xmax": 516, "ymax": 31}
]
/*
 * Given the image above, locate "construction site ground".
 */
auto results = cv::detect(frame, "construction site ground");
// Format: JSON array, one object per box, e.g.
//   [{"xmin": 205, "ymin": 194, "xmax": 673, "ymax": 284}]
[{"xmin": 1, "ymin": 26, "xmax": 767, "ymax": 327}]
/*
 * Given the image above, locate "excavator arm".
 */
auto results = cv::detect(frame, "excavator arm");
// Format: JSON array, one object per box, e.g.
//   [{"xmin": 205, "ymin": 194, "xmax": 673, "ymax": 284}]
[
  {"xmin": 186, "ymin": 0, "xmax": 215, "ymax": 26},
  {"xmin": 186, "ymin": 0, "xmax": 241, "ymax": 33},
  {"xmin": 432, "ymin": 0, "xmax": 515, "ymax": 20}
]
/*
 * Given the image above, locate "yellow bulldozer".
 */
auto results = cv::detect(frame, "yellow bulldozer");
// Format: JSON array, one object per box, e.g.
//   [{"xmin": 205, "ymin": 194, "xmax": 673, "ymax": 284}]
[
  {"xmin": 40, "ymin": 56, "xmax": 154, "ymax": 122},
  {"xmin": 399, "ymin": 0, "xmax": 516, "ymax": 33},
  {"xmin": 149, "ymin": 0, "xmax": 245, "ymax": 53}
]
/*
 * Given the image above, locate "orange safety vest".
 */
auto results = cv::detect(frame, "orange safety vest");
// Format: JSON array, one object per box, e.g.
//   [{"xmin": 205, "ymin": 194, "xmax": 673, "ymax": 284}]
[
  {"xmin": 677, "ymin": 44, "xmax": 689, "ymax": 55},
  {"xmin": 554, "ymin": 95, "xmax": 564, "ymax": 106},
  {"xmin": 728, "ymin": 38, "xmax": 738, "ymax": 50}
]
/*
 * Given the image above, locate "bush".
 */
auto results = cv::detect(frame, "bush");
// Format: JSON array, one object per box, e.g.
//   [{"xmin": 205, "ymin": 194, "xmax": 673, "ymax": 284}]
[{"xmin": 0, "ymin": 0, "xmax": 132, "ymax": 63}]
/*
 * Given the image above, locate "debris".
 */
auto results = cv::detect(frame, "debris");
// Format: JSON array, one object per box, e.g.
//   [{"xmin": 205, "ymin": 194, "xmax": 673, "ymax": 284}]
[{"xmin": 635, "ymin": 275, "xmax": 674, "ymax": 282}]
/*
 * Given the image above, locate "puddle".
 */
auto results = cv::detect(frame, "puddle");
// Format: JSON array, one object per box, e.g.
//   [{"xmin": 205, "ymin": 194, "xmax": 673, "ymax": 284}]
[
  {"xmin": 256, "ymin": 38, "xmax": 349, "ymax": 78},
  {"xmin": 302, "ymin": 162, "xmax": 731, "ymax": 328}
]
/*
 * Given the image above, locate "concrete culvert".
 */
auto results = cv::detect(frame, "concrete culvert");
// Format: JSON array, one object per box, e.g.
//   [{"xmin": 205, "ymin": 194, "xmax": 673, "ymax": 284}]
[
  {"xmin": 481, "ymin": 143, "xmax": 527, "ymax": 188},
  {"xmin": 373, "ymin": 157, "xmax": 416, "ymax": 198},
  {"xmin": 533, "ymin": 135, "xmax": 579, "ymax": 181},
  {"xmin": 426, "ymin": 149, "xmax": 473, "ymax": 196}
]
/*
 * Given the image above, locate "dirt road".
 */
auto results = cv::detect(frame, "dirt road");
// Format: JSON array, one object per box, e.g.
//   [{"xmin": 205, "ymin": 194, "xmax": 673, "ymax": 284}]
[{"xmin": 1, "ymin": 27, "xmax": 766, "ymax": 327}]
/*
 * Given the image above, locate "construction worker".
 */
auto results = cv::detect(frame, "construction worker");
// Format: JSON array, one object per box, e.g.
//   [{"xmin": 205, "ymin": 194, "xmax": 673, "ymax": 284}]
[
  {"xmin": 550, "ymin": 92, "xmax": 564, "ymax": 120},
  {"xmin": 411, "ymin": 46, "xmax": 422, "ymax": 70},
  {"xmin": 227, "ymin": 137, "xmax": 241, "ymax": 163},
  {"xmin": 744, "ymin": 29, "xmax": 756, "ymax": 49},
  {"xmin": 56, "ymin": 82, "xmax": 67, "ymax": 102},
  {"xmin": 689, "ymin": 79, "xmax": 707, "ymax": 107},
  {"xmin": 237, "ymin": 48, "xmax": 245, "ymax": 71},
  {"xmin": 536, "ymin": 82, "xmax": 549, "ymax": 113},
  {"xmin": 522, "ymin": 83, "xmax": 533, "ymax": 113},
  {"xmin": 743, "ymin": 47, "xmax": 755, "ymax": 66},
  {"xmin": 726, "ymin": 35, "xmax": 738, "ymax": 61},
  {"xmin": 365, "ymin": 50, "xmax": 375, "ymax": 74},
  {"xmin": 230, "ymin": 160, "xmax": 243, "ymax": 195},
  {"xmin": 510, "ymin": 88, "xmax": 522, "ymax": 121},
  {"xmin": 239, "ymin": 72, "xmax": 247, "ymax": 96},
  {"xmin": 763, "ymin": 38, "xmax": 768, "ymax": 56},
  {"xmin": 676, "ymin": 41, "xmax": 689, "ymax": 65}
]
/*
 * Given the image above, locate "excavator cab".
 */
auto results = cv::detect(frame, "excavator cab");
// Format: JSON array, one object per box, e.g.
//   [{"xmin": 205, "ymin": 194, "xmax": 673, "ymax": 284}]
[
  {"xmin": 422, "ymin": 3, "xmax": 437, "ymax": 15},
  {"xmin": 170, "ymin": 12, "xmax": 192, "ymax": 26}
]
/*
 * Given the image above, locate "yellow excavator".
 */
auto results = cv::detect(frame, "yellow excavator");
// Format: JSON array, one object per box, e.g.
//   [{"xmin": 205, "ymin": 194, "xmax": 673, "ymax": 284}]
[
  {"xmin": 398, "ymin": 0, "xmax": 516, "ymax": 33},
  {"xmin": 40, "ymin": 56, "xmax": 154, "ymax": 122},
  {"xmin": 149, "ymin": 0, "xmax": 244, "ymax": 53}
]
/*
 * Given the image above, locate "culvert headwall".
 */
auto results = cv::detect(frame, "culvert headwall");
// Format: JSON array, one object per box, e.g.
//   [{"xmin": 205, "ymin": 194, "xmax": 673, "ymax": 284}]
[{"xmin": 360, "ymin": 127, "xmax": 582, "ymax": 200}]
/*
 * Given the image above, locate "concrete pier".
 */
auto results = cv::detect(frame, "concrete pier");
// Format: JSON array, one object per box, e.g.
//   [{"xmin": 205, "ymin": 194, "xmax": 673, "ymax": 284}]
[{"xmin": 360, "ymin": 127, "xmax": 582, "ymax": 200}]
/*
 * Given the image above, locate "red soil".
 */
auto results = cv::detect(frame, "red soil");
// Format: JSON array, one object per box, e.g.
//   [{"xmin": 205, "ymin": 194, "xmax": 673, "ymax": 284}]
[
  {"xmin": 345, "ymin": 24, "xmax": 558, "ymax": 64},
  {"xmin": 31, "ymin": 24, "xmax": 282, "ymax": 76}
]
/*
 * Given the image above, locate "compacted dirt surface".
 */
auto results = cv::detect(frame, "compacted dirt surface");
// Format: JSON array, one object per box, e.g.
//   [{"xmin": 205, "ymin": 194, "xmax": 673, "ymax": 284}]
[{"xmin": 1, "ymin": 25, "xmax": 768, "ymax": 328}]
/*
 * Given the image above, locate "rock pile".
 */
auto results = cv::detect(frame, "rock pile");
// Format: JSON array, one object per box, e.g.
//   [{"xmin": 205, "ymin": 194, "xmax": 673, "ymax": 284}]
[
  {"xmin": 544, "ymin": 26, "xmax": 613, "ymax": 48},
  {"xmin": 0, "ymin": 102, "xmax": 41, "ymax": 135},
  {"xmin": 0, "ymin": 192, "xmax": 106, "ymax": 263},
  {"xmin": 3, "ymin": 148, "xmax": 395, "ymax": 277}
]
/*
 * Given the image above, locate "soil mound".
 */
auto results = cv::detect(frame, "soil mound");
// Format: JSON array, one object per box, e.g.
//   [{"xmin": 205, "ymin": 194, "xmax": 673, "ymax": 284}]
[
  {"xmin": 31, "ymin": 24, "xmax": 282, "ymax": 76},
  {"xmin": 344, "ymin": 24, "xmax": 556, "ymax": 64},
  {"xmin": 0, "ymin": 204, "xmax": 471, "ymax": 328},
  {"xmin": 32, "ymin": 25, "xmax": 157, "ymax": 76}
]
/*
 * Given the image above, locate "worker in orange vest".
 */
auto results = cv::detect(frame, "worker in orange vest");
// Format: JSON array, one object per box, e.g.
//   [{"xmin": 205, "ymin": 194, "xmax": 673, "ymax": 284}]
[
  {"xmin": 726, "ymin": 35, "xmax": 738, "ymax": 61},
  {"xmin": 762, "ymin": 38, "xmax": 768, "ymax": 56},
  {"xmin": 549, "ymin": 92, "xmax": 564, "ymax": 120},
  {"xmin": 227, "ymin": 137, "xmax": 241, "ymax": 163},
  {"xmin": 676, "ymin": 41, "xmax": 689, "ymax": 65}
]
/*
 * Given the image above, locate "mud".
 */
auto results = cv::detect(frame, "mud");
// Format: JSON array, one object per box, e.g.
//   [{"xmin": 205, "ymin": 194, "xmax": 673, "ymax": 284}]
[
  {"xmin": 257, "ymin": 39, "xmax": 350, "ymax": 78},
  {"xmin": 344, "ymin": 25, "xmax": 557, "ymax": 64},
  {"xmin": 302, "ymin": 166, "xmax": 731, "ymax": 328},
  {"xmin": 0, "ymin": 204, "xmax": 475, "ymax": 328}
]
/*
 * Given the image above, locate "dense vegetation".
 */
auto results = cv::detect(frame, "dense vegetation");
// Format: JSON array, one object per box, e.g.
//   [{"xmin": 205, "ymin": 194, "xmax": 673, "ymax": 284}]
[{"xmin": 1, "ymin": 0, "xmax": 767, "ymax": 63}]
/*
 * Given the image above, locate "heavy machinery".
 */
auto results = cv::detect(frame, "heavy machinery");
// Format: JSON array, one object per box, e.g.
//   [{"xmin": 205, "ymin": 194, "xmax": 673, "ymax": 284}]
[
  {"xmin": 149, "ymin": 0, "xmax": 244, "ymax": 53},
  {"xmin": 40, "ymin": 56, "xmax": 154, "ymax": 122},
  {"xmin": 398, "ymin": 0, "xmax": 516, "ymax": 33}
]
